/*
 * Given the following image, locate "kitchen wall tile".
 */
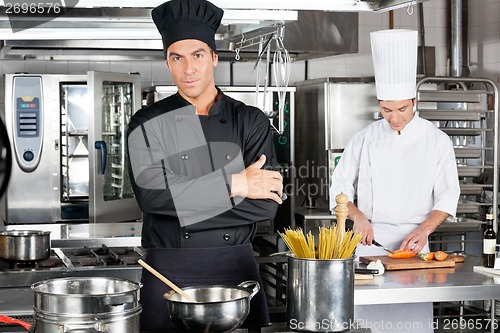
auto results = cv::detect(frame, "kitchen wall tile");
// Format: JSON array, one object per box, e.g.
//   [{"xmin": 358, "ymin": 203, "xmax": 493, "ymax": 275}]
[
  {"xmin": 67, "ymin": 61, "xmax": 89, "ymax": 75},
  {"xmin": 1, "ymin": 60, "xmax": 26, "ymax": 75},
  {"xmin": 307, "ymin": 57, "xmax": 346, "ymax": 79},
  {"xmin": 468, "ymin": 44, "xmax": 479, "ymax": 66},
  {"xmin": 483, "ymin": 22, "xmax": 500, "ymax": 46},
  {"xmin": 289, "ymin": 61, "xmax": 306, "ymax": 84},
  {"xmin": 394, "ymin": 8, "xmax": 419, "ymax": 29},
  {"xmin": 214, "ymin": 62, "xmax": 230, "ymax": 86},
  {"xmin": 422, "ymin": 6, "xmax": 437, "ymax": 28},
  {"xmin": 23, "ymin": 60, "xmax": 47, "ymax": 74},
  {"xmin": 130, "ymin": 61, "xmax": 154, "ymax": 88},
  {"xmin": 468, "ymin": 26, "xmax": 482, "ymax": 47},
  {"xmin": 45, "ymin": 61, "xmax": 69, "ymax": 74},
  {"xmin": 359, "ymin": 25, "xmax": 388, "ymax": 47},
  {"xmin": 89, "ymin": 61, "xmax": 111, "ymax": 72},
  {"xmin": 427, "ymin": 0, "xmax": 447, "ymax": 10},
  {"xmin": 151, "ymin": 61, "xmax": 172, "ymax": 85},
  {"xmin": 485, "ymin": 2, "xmax": 500, "ymax": 25},
  {"xmin": 359, "ymin": 12, "xmax": 386, "ymax": 26},
  {"xmin": 107, "ymin": 61, "xmax": 131, "ymax": 74},
  {"xmin": 432, "ymin": 8, "xmax": 448, "ymax": 28},
  {"xmin": 481, "ymin": 42, "xmax": 499, "ymax": 65},
  {"xmin": 434, "ymin": 46, "xmax": 449, "ymax": 75},
  {"xmin": 231, "ymin": 62, "xmax": 258, "ymax": 86},
  {"xmin": 469, "ymin": 4, "xmax": 482, "ymax": 28}
]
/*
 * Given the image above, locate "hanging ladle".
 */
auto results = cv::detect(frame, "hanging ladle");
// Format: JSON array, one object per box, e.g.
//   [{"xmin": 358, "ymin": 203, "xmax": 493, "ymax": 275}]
[{"xmin": 138, "ymin": 259, "xmax": 197, "ymax": 303}]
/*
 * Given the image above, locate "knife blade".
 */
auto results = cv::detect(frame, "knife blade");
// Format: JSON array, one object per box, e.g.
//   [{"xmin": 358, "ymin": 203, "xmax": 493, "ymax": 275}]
[{"xmin": 372, "ymin": 240, "xmax": 395, "ymax": 254}]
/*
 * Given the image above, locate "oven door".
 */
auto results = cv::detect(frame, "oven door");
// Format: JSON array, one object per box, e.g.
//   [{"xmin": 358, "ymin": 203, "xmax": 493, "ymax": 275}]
[{"xmin": 87, "ymin": 71, "xmax": 142, "ymax": 223}]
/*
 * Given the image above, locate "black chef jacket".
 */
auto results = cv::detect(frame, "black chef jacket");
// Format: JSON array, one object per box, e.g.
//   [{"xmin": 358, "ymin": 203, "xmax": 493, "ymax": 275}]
[
  {"xmin": 127, "ymin": 88, "xmax": 279, "ymax": 247},
  {"xmin": 126, "ymin": 88, "xmax": 278, "ymax": 330}
]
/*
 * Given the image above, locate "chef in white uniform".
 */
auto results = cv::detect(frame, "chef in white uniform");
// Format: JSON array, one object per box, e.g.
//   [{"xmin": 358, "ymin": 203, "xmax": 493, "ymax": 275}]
[{"xmin": 329, "ymin": 29, "xmax": 460, "ymax": 333}]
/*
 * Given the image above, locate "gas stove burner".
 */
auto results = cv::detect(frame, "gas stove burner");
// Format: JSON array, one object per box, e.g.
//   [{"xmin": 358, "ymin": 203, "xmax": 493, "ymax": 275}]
[
  {"xmin": 58, "ymin": 245, "xmax": 143, "ymax": 268},
  {"xmin": 0, "ymin": 251, "xmax": 63, "ymax": 270},
  {"xmin": 0, "ymin": 245, "xmax": 144, "ymax": 272}
]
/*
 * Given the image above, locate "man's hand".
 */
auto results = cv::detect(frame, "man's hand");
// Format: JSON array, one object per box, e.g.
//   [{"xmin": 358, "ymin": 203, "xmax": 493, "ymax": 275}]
[
  {"xmin": 354, "ymin": 218, "xmax": 374, "ymax": 246},
  {"xmin": 231, "ymin": 155, "xmax": 284, "ymax": 204},
  {"xmin": 400, "ymin": 229, "xmax": 429, "ymax": 253},
  {"xmin": 399, "ymin": 210, "xmax": 449, "ymax": 253},
  {"xmin": 346, "ymin": 202, "xmax": 373, "ymax": 245}
]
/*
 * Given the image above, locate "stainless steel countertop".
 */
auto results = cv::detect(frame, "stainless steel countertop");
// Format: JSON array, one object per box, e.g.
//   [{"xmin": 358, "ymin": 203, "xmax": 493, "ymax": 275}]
[
  {"xmin": 354, "ymin": 256, "xmax": 499, "ymax": 305},
  {"xmin": 295, "ymin": 208, "xmax": 484, "ymax": 232}
]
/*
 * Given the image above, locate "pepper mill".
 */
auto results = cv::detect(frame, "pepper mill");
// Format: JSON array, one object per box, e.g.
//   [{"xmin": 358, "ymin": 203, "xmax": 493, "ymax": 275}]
[{"xmin": 335, "ymin": 193, "xmax": 349, "ymax": 234}]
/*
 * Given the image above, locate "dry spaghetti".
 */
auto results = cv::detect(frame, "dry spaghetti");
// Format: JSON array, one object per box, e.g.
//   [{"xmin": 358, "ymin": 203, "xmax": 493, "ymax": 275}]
[{"xmin": 279, "ymin": 226, "xmax": 362, "ymax": 259}]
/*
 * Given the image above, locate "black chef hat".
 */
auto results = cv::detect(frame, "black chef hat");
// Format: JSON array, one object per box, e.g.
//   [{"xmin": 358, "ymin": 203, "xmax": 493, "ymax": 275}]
[{"xmin": 152, "ymin": 0, "xmax": 224, "ymax": 52}]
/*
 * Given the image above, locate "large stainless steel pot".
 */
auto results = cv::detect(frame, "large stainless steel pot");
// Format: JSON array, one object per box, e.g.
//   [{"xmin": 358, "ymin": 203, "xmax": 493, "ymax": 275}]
[
  {"xmin": 0, "ymin": 230, "xmax": 50, "ymax": 261},
  {"xmin": 0, "ymin": 277, "xmax": 142, "ymax": 333},
  {"xmin": 165, "ymin": 280, "xmax": 260, "ymax": 333},
  {"xmin": 34, "ymin": 277, "xmax": 141, "ymax": 333},
  {"xmin": 287, "ymin": 256, "xmax": 355, "ymax": 332}
]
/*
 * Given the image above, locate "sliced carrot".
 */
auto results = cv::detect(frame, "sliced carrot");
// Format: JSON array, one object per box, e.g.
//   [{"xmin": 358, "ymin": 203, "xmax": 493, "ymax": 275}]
[
  {"xmin": 388, "ymin": 249, "xmax": 416, "ymax": 259},
  {"xmin": 419, "ymin": 252, "xmax": 435, "ymax": 261},
  {"xmin": 434, "ymin": 251, "xmax": 448, "ymax": 261}
]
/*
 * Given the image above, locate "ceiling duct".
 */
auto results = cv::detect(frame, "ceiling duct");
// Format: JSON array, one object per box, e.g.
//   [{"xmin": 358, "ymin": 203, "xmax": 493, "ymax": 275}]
[{"xmin": 0, "ymin": 0, "xmax": 428, "ymax": 61}]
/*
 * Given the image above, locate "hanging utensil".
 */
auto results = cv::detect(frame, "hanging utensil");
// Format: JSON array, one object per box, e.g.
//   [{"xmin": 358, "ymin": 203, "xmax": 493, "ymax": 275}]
[
  {"xmin": 272, "ymin": 25, "xmax": 291, "ymax": 135},
  {"xmin": 137, "ymin": 259, "xmax": 197, "ymax": 303}
]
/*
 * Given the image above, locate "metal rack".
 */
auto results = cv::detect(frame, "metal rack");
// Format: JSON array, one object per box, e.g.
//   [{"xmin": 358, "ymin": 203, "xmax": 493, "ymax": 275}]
[{"xmin": 416, "ymin": 77, "xmax": 499, "ymax": 236}]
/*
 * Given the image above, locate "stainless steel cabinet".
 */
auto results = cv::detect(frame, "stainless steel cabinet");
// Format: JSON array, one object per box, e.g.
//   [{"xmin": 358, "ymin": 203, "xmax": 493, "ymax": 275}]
[{"xmin": 294, "ymin": 77, "xmax": 377, "ymax": 209}]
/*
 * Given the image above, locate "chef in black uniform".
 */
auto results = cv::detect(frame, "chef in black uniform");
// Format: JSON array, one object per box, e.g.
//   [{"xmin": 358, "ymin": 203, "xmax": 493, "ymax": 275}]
[{"xmin": 126, "ymin": 0, "xmax": 283, "ymax": 330}]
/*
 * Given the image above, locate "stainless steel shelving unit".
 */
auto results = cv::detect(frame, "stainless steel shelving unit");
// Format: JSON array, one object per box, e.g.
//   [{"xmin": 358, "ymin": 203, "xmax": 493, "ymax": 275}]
[{"xmin": 416, "ymin": 76, "xmax": 499, "ymax": 240}]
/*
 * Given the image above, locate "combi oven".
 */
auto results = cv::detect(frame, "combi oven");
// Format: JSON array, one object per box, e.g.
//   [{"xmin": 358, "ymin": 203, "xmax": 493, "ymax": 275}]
[{"xmin": 3, "ymin": 72, "xmax": 142, "ymax": 224}]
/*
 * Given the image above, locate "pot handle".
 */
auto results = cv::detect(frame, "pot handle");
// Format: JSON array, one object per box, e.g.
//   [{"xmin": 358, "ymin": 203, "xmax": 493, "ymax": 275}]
[
  {"xmin": 63, "ymin": 322, "xmax": 107, "ymax": 333},
  {"xmin": 238, "ymin": 280, "xmax": 260, "ymax": 300},
  {"xmin": 0, "ymin": 315, "xmax": 33, "ymax": 332}
]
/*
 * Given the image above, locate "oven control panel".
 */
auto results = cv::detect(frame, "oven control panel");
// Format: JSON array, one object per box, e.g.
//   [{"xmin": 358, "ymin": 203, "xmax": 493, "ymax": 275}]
[{"xmin": 12, "ymin": 76, "xmax": 43, "ymax": 172}]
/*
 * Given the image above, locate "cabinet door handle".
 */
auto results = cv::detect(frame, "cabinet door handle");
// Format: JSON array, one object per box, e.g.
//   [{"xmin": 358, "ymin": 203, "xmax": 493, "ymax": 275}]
[{"xmin": 94, "ymin": 140, "xmax": 107, "ymax": 175}]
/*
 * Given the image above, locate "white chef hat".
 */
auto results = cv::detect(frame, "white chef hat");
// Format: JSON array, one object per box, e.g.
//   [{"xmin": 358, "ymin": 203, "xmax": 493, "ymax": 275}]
[{"xmin": 370, "ymin": 29, "xmax": 418, "ymax": 101}]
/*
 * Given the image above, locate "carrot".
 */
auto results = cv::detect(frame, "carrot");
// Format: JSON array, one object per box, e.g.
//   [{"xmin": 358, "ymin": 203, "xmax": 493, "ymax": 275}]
[
  {"xmin": 388, "ymin": 249, "xmax": 416, "ymax": 259},
  {"xmin": 419, "ymin": 252, "xmax": 435, "ymax": 261},
  {"xmin": 434, "ymin": 251, "xmax": 448, "ymax": 261}
]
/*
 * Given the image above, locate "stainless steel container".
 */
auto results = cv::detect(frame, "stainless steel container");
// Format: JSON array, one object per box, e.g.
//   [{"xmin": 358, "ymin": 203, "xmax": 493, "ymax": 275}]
[
  {"xmin": 0, "ymin": 230, "xmax": 50, "ymax": 261},
  {"xmin": 287, "ymin": 256, "xmax": 355, "ymax": 332},
  {"xmin": 165, "ymin": 280, "xmax": 260, "ymax": 333},
  {"xmin": 31, "ymin": 277, "xmax": 142, "ymax": 333}
]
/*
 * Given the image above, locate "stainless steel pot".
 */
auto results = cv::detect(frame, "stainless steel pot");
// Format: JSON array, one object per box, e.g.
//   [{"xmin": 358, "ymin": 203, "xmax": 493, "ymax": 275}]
[
  {"xmin": 287, "ymin": 256, "xmax": 355, "ymax": 332},
  {"xmin": 32, "ymin": 277, "xmax": 142, "ymax": 333},
  {"xmin": 165, "ymin": 280, "xmax": 260, "ymax": 333},
  {"xmin": 0, "ymin": 230, "xmax": 50, "ymax": 261}
]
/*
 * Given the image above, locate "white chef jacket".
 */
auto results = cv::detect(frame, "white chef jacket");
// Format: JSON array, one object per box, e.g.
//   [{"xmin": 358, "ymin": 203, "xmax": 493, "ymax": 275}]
[
  {"xmin": 330, "ymin": 113, "xmax": 460, "ymax": 225},
  {"xmin": 329, "ymin": 113, "xmax": 460, "ymax": 333}
]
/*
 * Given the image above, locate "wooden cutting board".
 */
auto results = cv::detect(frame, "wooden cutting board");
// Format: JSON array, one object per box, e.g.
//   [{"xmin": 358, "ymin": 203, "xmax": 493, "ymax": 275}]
[{"xmin": 359, "ymin": 255, "xmax": 456, "ymax": 270}]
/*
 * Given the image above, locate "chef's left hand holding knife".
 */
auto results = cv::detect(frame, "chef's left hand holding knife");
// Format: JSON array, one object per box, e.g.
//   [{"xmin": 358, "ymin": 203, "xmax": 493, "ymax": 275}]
[{"xmin": 230, "ymin": 154, "xmax": 284, "ymax": 204}]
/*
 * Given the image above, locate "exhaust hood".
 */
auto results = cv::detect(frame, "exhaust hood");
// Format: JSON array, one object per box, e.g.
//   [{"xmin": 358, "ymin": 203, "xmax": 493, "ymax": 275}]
[{"xmin": 0, "ymin": 0, "xmax": 428, "ymax": 61}]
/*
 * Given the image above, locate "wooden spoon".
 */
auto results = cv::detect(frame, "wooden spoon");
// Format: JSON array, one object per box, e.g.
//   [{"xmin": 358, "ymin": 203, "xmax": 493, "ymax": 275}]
[{"xmin": 138, "ymin": 259, "xmax": 197, "ymax": 302}]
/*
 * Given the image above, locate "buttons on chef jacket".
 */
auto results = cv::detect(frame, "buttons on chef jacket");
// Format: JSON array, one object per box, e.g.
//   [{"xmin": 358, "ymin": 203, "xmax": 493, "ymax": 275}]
[
  {"xmin": 183, "ymin": 232, "xmax": 190, "ymax": 239},
  {"xmin": 176, "ymin": 117, "xmax": 183, "ymax": 123},
  {"xmin": 225, "ymin": 154, "xmax": 232, "ymax": 160},
  {"xmin": 181, "ymin": 155, "xmax": 189, "ymax": 160},
  {"xmin": 223, "ymin": 233, "xmax": 230, "ymax": 241}
]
